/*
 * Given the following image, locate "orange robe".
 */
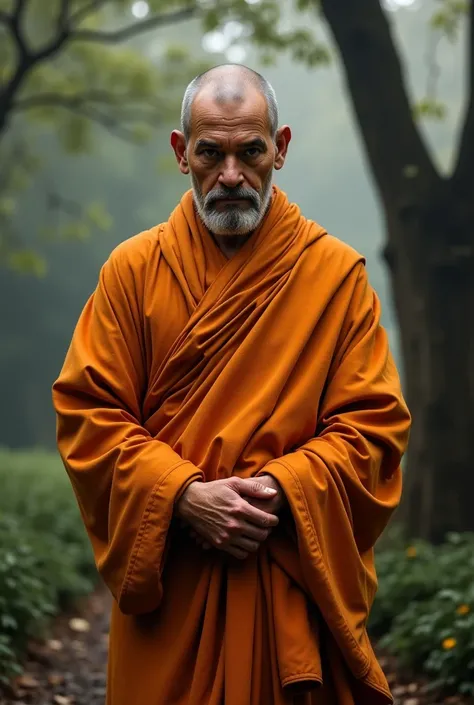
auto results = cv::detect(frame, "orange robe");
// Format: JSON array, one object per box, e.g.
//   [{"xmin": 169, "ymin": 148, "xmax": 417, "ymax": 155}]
[{"xmin": 53, "ymin": 187, "xmax": 411, "ymax": 705}]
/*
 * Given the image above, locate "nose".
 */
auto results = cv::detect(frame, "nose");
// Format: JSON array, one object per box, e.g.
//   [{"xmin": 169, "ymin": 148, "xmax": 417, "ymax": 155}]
[{"xmin": 218, "ymin": 156, "xmax": 244, "ymax": 189}]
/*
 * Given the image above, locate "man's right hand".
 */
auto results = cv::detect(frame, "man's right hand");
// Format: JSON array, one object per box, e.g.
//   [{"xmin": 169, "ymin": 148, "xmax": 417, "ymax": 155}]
[{"xmin": 175, "ymin": 477, "xmax": 279, "ymax": 560}]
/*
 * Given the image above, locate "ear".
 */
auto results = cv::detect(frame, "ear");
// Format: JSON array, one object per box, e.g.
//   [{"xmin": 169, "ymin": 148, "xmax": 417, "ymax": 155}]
[
  {"xmin": 170, "ymin": 130, "xmax": 189, "ymax": 174},
  {"xmin": 274, "ymin": 125, "xmax": 291, "ymax": 171}
]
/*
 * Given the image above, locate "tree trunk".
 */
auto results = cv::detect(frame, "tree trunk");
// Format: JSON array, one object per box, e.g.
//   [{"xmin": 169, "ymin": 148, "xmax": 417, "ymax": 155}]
[
  {"xmin": 319, "ymin": 0, "xmax": 474, "ymax": 542},
  {"xmin": 387, "ymin": 180, "xmax": 474, "ymax": 541}
]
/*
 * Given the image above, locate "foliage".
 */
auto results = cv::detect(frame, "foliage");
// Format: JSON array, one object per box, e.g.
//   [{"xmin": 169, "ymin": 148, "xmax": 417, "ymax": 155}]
[
  {"xmin": 0, "ymin": 448, "xmax": 96, "ymax": 683},
  {"xmin": 0, "ymin": 0, "xmax": 326, "ymax": 271},
  {"xmin": 2, "ymin": 0, "xmax": 465, "ymax": 273},
  {"xmin": 371, "ymin": 533, "xmax": 474, "ymax": 696}
]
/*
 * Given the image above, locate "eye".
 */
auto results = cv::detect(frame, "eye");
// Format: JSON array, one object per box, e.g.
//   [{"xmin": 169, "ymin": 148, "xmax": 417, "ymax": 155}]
[
  {"xmin": 244, "ymin": 147, "xmax": 262, "ymax": 158},
  {"xmin": 201, "ymin": 149, "xmax": 219, "ymax": 159}
]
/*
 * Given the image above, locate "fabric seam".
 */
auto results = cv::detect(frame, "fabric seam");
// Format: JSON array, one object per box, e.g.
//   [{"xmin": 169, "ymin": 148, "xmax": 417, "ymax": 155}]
[
  {"xmin": 268, "ymin": 458, "xmax": 371, "ymax": 678},
  {"xmin": 120, "ymin": 459, "xmax": 193, "ymax": 602},
  {"xmin": 282, "ymin": 672, "xmax": 323, "ymax": 685}
]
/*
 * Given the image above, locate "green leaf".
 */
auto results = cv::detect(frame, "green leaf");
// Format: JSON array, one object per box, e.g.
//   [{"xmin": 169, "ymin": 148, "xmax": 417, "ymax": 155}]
[
  {"xmin": 61, "ymin": 221, "xmax": 91, "ymax": 241},
  {"xmin": 203, "ymin": 8, "xmax": 220, "ymax": 32},
  {"xmin": 59, "ymin": 115, "xmax": 92, "ymax": 153},
  {"xmin": 0, "ymin": 197, "xmax": 16, "ymax": 217},
  {"xmin": 413, "ymin": 98, "xmax": 447, "ymax": 121},
  {"xmin": 85, "ymin": 202, "xmax": 113, "ymax": 231},
  {"xmin": 7, "ymin": 250, "xmax": 48, "ymax": 276}
]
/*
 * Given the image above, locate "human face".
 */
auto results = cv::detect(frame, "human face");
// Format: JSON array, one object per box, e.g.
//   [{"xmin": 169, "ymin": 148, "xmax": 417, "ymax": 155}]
[{"xmin": 171, "ymin": 87, "xmax": 291, "ymax": 237}]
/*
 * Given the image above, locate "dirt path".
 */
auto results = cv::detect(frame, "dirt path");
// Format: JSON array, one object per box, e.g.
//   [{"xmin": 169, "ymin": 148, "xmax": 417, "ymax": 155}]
[
  {"xmin": 1, "ymin": 589, "xmax": 472, "ymax": 705},
  {"xmin": 1, "ymin": 589, "xmax": 110, "ymax": 705}
]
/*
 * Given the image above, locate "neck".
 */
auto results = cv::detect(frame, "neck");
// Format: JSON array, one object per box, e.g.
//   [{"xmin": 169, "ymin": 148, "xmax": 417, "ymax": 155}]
[{"xmin": 212, "ymin": 232, "xmax": 253, "ymax": 259}]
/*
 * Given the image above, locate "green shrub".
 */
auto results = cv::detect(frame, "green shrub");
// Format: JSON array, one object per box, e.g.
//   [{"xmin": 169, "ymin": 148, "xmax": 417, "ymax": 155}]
[
  {"xmin": 0, "ymin": 448, "xmax": 96, "ymax": 683},
  {"xmin": 371, "ymin": 532, "xmax": 474, "ymax": 696}
]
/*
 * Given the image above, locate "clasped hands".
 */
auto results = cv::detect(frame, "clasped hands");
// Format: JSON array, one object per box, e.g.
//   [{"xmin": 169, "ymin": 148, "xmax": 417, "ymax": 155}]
[{"xmin": 175, "ymin": 475, "xmax": 286, "ymax": 560}]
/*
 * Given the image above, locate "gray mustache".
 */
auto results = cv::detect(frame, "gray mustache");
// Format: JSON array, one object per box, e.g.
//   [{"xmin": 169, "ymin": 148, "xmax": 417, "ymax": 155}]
[{"xmin": 205, "ymin": 187, "xmax": 260, "ymax": 209}]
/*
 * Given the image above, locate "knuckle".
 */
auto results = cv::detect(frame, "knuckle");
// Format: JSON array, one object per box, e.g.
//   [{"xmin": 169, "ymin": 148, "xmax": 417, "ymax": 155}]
[{"xmin": 233, "ymin": 503, "xmax": 246, "ymax": 518}]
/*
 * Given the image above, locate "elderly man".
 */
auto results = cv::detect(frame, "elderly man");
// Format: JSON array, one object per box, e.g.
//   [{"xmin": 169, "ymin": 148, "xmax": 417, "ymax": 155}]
[{"xmin": 53, "ymin": 64, "xmax": 411, "ymax": 705}]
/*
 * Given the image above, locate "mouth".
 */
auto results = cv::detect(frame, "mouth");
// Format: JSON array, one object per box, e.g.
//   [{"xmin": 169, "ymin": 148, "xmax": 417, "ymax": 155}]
[{"xmin": 213, "ymin": 198, "xmax": 252, "ymax": 209}]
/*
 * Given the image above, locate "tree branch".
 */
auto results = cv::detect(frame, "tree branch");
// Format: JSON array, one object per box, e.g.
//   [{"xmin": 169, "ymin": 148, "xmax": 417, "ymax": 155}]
[
  {"xmin": 74, "ymin": 104, "xmax": 149, "ymax": 141},
  {"xmin": 72, "ymin": 5, "xmax": 197, "ymax": 43},
  {"xmin": 9, "ymin": 0, "xmax": 30, "ymax": 58},
  {"xmin": 13, "ymin": 0, "xmax": 28, "ymax": 19},
  {"xmin": 319, "ymin": 0, "xmax": 439, "ymax": 208},
  {"xmin": 13, "ymin": 89, "xmax": 128, "ymax": 111},
  {"xmin": 57, "ymin": 0, "xmax": 72, "ymax": 30},
  {"xmin": 12, "ymin": 90, "xmax": 165, "ymax": 140},
  {"xmin": 69, "ymin": 0, "xmax": 110, "ymax": 28},
  {"xmin": 12, "ymin": 89, "xmax": 164, "ymax": 118},
  {"xmin": 453, "ymin": 0, "xmax": 474, "ymax": 191}
]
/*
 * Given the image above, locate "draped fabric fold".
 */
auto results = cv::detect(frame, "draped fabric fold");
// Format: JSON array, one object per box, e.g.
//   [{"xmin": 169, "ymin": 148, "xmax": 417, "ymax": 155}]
[{"xmin": 53, "ymin": 187, "xmax": 411, "ymax": 705}]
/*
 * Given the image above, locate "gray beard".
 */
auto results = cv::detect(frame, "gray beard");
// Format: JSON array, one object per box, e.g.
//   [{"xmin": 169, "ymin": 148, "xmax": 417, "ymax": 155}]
[{"xmin": 191, "ymin": 172, "xmax": 273, "ymax": 237}]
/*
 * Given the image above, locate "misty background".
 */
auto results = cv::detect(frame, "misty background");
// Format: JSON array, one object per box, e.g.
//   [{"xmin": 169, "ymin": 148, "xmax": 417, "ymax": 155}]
[{"xmin": 0, "ymin": 1, "xmax": 464, "ymax": 447}]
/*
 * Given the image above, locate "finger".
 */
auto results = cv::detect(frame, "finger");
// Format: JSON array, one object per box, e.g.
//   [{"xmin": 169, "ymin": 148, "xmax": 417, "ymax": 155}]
[
  {"xmin": 240, "ymin": 522, "xmax": 270, "ymax": 542},
  {"xmin": 246, "ymin": 497, "xmax": 279, "ymax": 514},
  {"xmin": 231, "ymin": 536, "xmax": 260, "ymax": 553},
  {"xmin": 225, "ymin": 546, "xmax": 249, "ymax": 560},
  {"xmin": 237, "ymin": 501, "xmax": 279, "ymax": 529},
  {"xmin": 230, "ymin": 477, "xmax": 277, "ymax": 499}
]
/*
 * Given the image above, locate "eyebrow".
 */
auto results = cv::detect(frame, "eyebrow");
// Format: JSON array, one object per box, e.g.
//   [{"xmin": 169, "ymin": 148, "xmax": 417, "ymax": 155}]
[
  {"xmin": 194, "ymin": 137, "xmax": 268, "ymax": 152},
  {"xmin": 195, "ymin": 139, "xmax": 220, "ymax": 151},
  {"xmin": 242, "ymin": 138, "xmax": 267, "ymax": 151}
]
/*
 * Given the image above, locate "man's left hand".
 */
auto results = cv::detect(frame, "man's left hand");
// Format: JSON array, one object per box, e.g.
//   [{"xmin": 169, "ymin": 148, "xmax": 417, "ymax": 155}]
[
  {"xmin": 186, "ymin": 474, "xmax": 286, "ymax": 549},
  {"xmin": 244, "ymin": 474, "xmax": 287, "ymax": 516}
]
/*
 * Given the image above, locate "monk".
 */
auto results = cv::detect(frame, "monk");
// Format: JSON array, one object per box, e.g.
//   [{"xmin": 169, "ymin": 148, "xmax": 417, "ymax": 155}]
[{"xmin": 53, "ymin": 64, "xmax": 411, "ymax": 704}]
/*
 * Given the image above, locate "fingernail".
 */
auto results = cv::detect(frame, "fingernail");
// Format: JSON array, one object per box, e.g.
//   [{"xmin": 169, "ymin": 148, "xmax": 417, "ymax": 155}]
[{"xmin": 264, "ymin": 487, "xmax": 277, "ymax": 493}]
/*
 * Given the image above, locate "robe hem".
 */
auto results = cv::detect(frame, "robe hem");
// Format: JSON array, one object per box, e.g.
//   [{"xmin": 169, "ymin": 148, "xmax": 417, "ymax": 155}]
[
  {"xmin": 281, "ymin": 673, "xmax": 323, "ymax": 687},
  {"xmin": 119, "ymin": 459, "xmax": 201, "ymax": 608},
  {"xmin": 263, "ymin": 458, "xmax": 372, "ymax": 679}
]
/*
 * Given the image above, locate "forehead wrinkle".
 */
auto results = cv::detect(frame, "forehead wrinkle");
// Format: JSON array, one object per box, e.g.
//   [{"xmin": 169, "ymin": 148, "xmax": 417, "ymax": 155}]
[
  {"xmin": 190, "ymin": 82, "xmax": 269, "ymax": 134},
  {"xmin": 192, "ymin": 106, "xmax": 268, "ymax": 135}
]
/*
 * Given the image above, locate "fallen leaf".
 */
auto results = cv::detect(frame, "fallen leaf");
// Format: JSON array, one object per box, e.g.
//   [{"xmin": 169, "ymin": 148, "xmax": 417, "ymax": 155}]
[
  {"xmin": 403, "ymin": 698, "xmax": 419, "ymax": 705},
  {"xmin": 48, "ymin": 673, "xmax": 64, "ymax": 686},
  {"xmin": 392, "ymin": 686, "xmax": 408, "ymax": 697},
  {"xmin": 68, "ymin": 618, "xmax": 90, "ymax": 633},
  {"xmin": 16, "ymin": 674, "xmax": 40, "ymax": 689},
  {"xmin": 47, "ymin": 639, "xmax": 64, "ymax": 651},
  {"xmin": 54, "ymin": 696, "xmax": 74, "ymax": 705},
  {"xmin": 407, "ymin": 683, "xmax": 418, "ymax": 694}
]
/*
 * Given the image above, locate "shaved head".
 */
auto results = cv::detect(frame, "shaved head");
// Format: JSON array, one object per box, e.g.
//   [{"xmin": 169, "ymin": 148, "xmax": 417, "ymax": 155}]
[
  {"xmin": 181, "ymin": 64, "xmax": 278, "ymax": 142},
  {"xmin": 171, "ymin": 63, "xmax": 290, "ymax": 246}
]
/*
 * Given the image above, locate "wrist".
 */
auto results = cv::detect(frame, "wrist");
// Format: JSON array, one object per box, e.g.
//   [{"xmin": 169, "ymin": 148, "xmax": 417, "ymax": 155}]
[{"xmin": 175, "ymin": 480, "xmax": 199, "ymax": 520}]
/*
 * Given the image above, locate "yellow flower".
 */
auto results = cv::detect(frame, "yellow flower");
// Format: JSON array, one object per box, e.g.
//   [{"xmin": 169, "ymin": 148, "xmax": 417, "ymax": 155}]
[
  {"xmin": 456, "ymin": 604, "xmax": 470, "ymax": 616},
  {"xmin": 442, "ymin": 638, "xmax": 457, "ymax": 650},
  {"xmin": 405, "ymin": 546, "xmax": 417, "ymax": 558}
]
